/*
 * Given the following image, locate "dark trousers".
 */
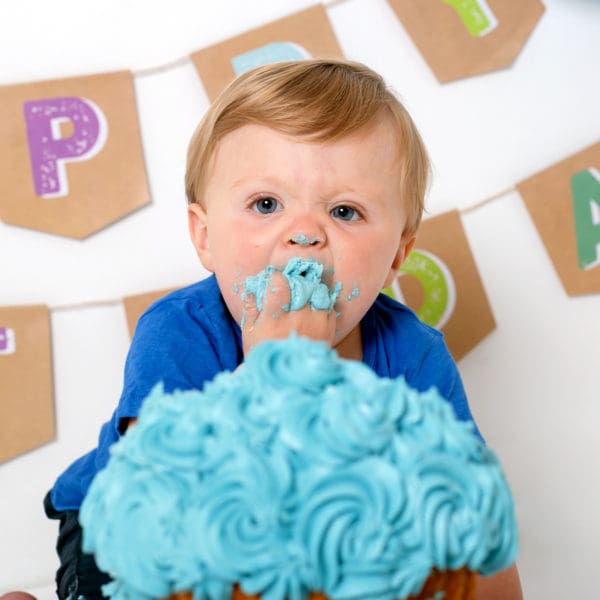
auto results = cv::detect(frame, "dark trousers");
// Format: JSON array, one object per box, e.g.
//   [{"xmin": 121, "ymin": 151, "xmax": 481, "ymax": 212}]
[{"xmin": 43, "ymin": 491, "xmax": 111, "ymax": 600}]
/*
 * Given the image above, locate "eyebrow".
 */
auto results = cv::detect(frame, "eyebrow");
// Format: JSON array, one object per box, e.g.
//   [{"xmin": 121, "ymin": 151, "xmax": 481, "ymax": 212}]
[{"xmin": 229, "ymin": 175, "xmax": 285, "ymax": 190}]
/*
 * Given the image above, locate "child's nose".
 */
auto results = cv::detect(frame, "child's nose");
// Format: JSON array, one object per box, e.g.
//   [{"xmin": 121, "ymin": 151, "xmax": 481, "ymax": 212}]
[
  {"xmin": 284, "ymin": 211, "xmax": 327, "ymax": 248},
  {"xmin": 288, "ymin": 231, "xmax": 325, "ymax": 247}
]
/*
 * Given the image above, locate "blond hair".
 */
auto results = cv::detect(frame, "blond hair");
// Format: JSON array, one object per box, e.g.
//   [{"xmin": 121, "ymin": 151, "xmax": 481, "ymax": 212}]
[{"xmin": 185, "ymin": 59, "xmax": 430, "ymax": 236}]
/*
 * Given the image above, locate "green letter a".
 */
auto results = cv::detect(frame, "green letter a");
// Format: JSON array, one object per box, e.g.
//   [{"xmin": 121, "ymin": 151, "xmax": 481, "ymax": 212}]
[{"xmin": 570, "ymin": 168, "xmax": 600, "ymax": 270}]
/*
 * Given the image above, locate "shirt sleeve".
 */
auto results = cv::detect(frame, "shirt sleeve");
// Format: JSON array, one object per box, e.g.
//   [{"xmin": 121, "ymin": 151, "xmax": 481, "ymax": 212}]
[
  {"xmin": 50, "ymin": 279, "xmax": 242, "ymax": 511},
  {"xmin": 116, "ymin": 295, "xmax": 236, "ymax": 429},
  {"xmin": 413, "ymin": 335, "xmax": 484, "ymax": 442}
]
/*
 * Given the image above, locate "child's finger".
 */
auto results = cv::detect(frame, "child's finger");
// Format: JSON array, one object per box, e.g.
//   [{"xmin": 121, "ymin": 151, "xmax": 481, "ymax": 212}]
[
  {"xmin": 261, "ymin": 271, "xmax": 291, "ymax": 316},
  {"xmin": 241, "ymin": 290, "xmax": 260, "ymax": 332}
]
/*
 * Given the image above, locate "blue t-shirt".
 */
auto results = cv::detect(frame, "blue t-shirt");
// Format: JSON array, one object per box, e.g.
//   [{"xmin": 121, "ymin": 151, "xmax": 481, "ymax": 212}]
[{"xmin": 50, "ymin": 275, "xmax": 481, "ymax": 511}]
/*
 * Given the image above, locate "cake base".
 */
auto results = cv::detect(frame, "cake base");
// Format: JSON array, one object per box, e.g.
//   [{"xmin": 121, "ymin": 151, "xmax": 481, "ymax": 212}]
[{"xmin": 166, "ymin": 568, "xmax": 476, "ymax": 600}]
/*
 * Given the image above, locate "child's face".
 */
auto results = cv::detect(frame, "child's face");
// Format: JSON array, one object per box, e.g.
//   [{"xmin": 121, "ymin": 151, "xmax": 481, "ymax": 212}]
[{"xmin": 189, "ymin": 114, "xmax": 415, "ymax": 352}]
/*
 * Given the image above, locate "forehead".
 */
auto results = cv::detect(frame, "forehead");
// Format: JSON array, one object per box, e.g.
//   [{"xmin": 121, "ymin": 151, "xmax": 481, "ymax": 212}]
[
  {"xmin": 209, "ymin": 113, "xmax": 403, "ymax": 180},
  {"xmin": 200, "ymin": 119, "xmax": 406, "ymax": 220}
]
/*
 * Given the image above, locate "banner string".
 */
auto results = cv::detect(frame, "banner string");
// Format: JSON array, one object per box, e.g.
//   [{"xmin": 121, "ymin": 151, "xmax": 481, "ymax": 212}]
[
  {"xmin": 133, "ymin": 55, "xmax": 191, "ymax": 78},
  {"xmin": 459, "ymin": 184, "xmax": 517, "ymax": 214},
  {"xmin": 45, "ymin": 184, "xmax": 518, "ymax": 314},
  {"xmin": 132, "ymin": 0, "xmax": 353, "ymax": 79},
  {"xmin": 51, "ymin": 298, "xmax": 124, "ymax": 313},
  {"xmin": 323, "ymin": 0, "xmax": 352, "ymax": 8}
]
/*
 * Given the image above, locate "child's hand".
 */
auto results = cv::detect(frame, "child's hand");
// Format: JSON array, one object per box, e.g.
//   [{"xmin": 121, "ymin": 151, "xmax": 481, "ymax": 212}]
[{"xmin": 241, "ymin": 271, "xmax": 336, "ymax": 355}]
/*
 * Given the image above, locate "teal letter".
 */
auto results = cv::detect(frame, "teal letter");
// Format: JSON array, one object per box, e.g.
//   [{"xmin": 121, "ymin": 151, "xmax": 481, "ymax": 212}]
[
  {"xmin": 383, "ymin": 249, "xmax": 456, "ymax": 329},
  {"xmin": 231, "ymin": 42, "xmax": 311, "ymax": 75},
  {"xmin": 442, "ymin": 0, "xmax": 498, "ymax": 37},
  {"xmin": 570, "ymin": 168, "xmax": 600, "ymax": 270}
]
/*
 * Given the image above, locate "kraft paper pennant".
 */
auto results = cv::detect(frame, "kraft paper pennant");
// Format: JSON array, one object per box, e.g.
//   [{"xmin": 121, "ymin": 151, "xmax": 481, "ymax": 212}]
[
  {"xmin": 0, "ymin": 305, "xmax": 55, "ymax": 463},
  {"xmin": 0, "ymin": 71, "xmax": 150, "ymax": 239},
  {"xmin": 387, "ymin": 0, "xmax": 545, "ymax": 82},
  {"xmin": 191, "ymin": 4, "xmax": 344, "ymax": 102},
  {"xmin": 517, "ymin": 141, "xmax": 600, "ymax": 296},
  {"xmin": 123, "ymin": 288, "xmax": 179, "ymax": 338},
  {"xmin": 383, "ymin": 210, "xmax": 495, "ymax": 361}
]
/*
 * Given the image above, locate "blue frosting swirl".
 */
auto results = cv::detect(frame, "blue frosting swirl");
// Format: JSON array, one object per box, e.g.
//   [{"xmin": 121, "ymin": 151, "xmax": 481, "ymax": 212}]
[{"xmin": 80, "ymin": 335, "xmax": 518, "ymax": 600}]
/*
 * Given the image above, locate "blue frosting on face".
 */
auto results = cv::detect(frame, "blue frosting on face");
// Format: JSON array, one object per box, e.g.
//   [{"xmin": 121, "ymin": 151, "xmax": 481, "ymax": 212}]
[
  {"xmin": 242, "ymin": 258, "xmax": 341, "ymax": 314},
  {"xmin": 80, "ymin": 336, "xmax": 518, "ymax": 600},
  {"xmin": 290, "ymin": 233, "xmax": 321, "ymax": 246}
]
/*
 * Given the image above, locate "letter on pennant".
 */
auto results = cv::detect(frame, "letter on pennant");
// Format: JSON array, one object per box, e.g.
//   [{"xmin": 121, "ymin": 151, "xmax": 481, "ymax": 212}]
[
  {"xmin": 0, "ymin": 327, "xmax": 16, "ymax": 355},
  {"xmin": 385, "ymin": 249, "xmax": 457, "ymax": 330},
  {"xmin": 517, "ymin": 140, "xmax": 600, "ymax": 296},
  {"xmin": 570, "ymin": 168, "xmax": 600, "ymax": 270},
  {"xmin": 191, "ymin": 5, "xmax": 344, "ymax": 101},
  {"xmin": 382, "ymin": 210, "xmax": 495, "ymax": 361},
  {"xmin": 231, "ymin": 42, "xmax": 311, "ymax": 75},
  {"xmin": 23, "ymin": 97, "xmax": 108, "ymax": 198},
  {"xmin": 442, "ymin": 0, "xmax": 498, "ymax": 37}
]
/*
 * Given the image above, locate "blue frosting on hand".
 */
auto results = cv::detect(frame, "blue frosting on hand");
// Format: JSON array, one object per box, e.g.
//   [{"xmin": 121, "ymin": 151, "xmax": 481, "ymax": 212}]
[{"xmin": 243, "ymin": 258, "xmax": 341, "ymax": 313}]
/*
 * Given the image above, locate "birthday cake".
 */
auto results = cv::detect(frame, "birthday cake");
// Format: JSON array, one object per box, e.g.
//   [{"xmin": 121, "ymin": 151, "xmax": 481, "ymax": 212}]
[{"xmin": 80, "ymin": 335, "xmax": 517, "ymax": 600}]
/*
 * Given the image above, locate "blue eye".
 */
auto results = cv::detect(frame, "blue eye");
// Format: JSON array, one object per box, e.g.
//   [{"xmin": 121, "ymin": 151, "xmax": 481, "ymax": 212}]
[
  {"xmin": 331, "ymin": 205, "xmax": 360, "ymax": 221},
  {"xmin": 252, "ymin": 196, "xmax": 281, "ymax": 214}
]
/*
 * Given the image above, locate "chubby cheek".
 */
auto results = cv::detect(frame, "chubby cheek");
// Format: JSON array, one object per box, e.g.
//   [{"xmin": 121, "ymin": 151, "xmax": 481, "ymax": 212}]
[
  {"xmin": 330, "ymin": 267, "xmax": 380, "ymax": 330},
  {"xmin": 336, "ymin": 277, "xmax": 379, "ymax": 315},
  {"xmin": 212, "ymin": 256, "xmax": 270, "ymax": 327},
  {"xmin": 227, "ymin": 294, "xmax": 245, "ymax": 326},
  {"xmin": 217, "ymin": 274, "xmax": 245, "ymax": 325}
]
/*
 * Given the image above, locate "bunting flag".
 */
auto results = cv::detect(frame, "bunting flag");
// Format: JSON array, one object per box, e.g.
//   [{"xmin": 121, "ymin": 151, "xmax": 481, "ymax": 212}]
[
  {"xmin": 0, "ymin": 71, "xmax": 150, "ymax": 239},
  {"xmin": 383, "ymin": 210, "xmax": 495, "ymax": 360},
  {"xmin": 0, "ymin": 305, "xmax": 54, "ymax": 463},
  {"xmin": 386, "ymin": 0, "xmax": 545, "ymax": 82},
  {"xmin": 517, "ymin": 141, "xmax": 600, "ymax": 296},
  {"xmin": 123, "ymin": 288, "xmax": 179, "ymax": 338},
  {"xmin": 1, "ymin": 2, "xmax": 598, "ymax": 465},
  {"xmin": 191, "ymin": 4, "xmax": 344, "ymax": 101}
]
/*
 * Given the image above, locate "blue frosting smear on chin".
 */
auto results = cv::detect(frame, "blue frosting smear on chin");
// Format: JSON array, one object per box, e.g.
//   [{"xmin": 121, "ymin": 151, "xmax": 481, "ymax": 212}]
[{"xmin": 243, "ymin": 257, "xmax": 341, "ymax": 313}]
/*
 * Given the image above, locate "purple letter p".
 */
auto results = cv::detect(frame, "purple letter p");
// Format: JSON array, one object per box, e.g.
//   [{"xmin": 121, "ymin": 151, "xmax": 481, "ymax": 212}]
[{"xmin": 23, "ymin": 97, "xmax": 108, "ymax": 198}]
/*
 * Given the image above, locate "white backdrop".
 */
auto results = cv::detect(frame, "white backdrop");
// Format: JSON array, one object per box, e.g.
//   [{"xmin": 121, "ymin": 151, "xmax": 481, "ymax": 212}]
[{"xmin": 1, "ymin": 1, "xmax": 599, "ymax": 598}]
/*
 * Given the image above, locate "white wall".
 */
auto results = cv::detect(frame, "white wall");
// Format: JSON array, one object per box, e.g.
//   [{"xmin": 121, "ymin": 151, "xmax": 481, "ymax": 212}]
[{"xmin": 1, "ymin": 1, "xmax": 599, "ymax": 598}]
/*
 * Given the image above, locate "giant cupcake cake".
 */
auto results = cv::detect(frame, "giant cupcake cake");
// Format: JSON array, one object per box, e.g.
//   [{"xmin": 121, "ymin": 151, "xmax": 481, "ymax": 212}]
[{"xmin": 80, "ymin": 335, "xmax": 518, "ymax": 600}]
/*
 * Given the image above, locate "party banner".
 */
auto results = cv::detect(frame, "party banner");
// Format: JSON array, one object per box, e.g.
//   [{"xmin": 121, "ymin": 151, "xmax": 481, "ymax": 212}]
[
  {"xmin": 383, "ymin": 210, "xmax": 495, "ymax": 360},
  {"xmin": 0, "ymin": 305, "xmax": 54, "ymax": 463},
  {"xmin": 517, "ymin": 141, "xmax": 600, "ymax": 296},
  {"xmin": 191, "ymin": 4, "xmax": 344, "ymax": 101},
  {"xmin": 386, "ymin": 0, "xmax": 544, "ymax": 82},
  {"xmin": 123, "ymin": 288, "xmax": 179, "ymax": 338},
  {"xmin": 0, "ymin": 71, "xmax": 150, "ymax": 239}
]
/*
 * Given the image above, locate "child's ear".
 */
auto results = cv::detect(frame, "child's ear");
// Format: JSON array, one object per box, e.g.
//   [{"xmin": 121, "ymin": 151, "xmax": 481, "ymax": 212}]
[
  {"xmin": 383, "ymin": 235, "xmax": 416, "ymax": 289},
  {"xmin": 188, "ymin": 203, "xmax": 214, "ymax": 272}
]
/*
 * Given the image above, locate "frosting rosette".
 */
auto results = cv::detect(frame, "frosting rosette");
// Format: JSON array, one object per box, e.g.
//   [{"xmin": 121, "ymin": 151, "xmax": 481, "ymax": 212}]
[
  {"xmin": 243, "ymin": 333, "xmax": 343, "ymax": 396},
  {"xmin": 80, "ymin": 460, "xmax": 199, "ymax": 600},
  {"xmin": 279, "ymin": 371, "xmax": 406, "ymax": 466},
  {"xmin": 80, "ymin": 335, "xmax": 518, "ymax": 600},
  {"xmin": 187, "ymin": 449, "xmax": 310, "ymax": 600},
  {"xmin": 117, "ymin": 386, "xmax": 232, "ymax": 473},
  {"xmin": 295, "ymin": 457, "xmax": 430, "ymax": 600},
  {"xmin": 187, "ymin": 451, "xmax": 290, "ymax": 566}
]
